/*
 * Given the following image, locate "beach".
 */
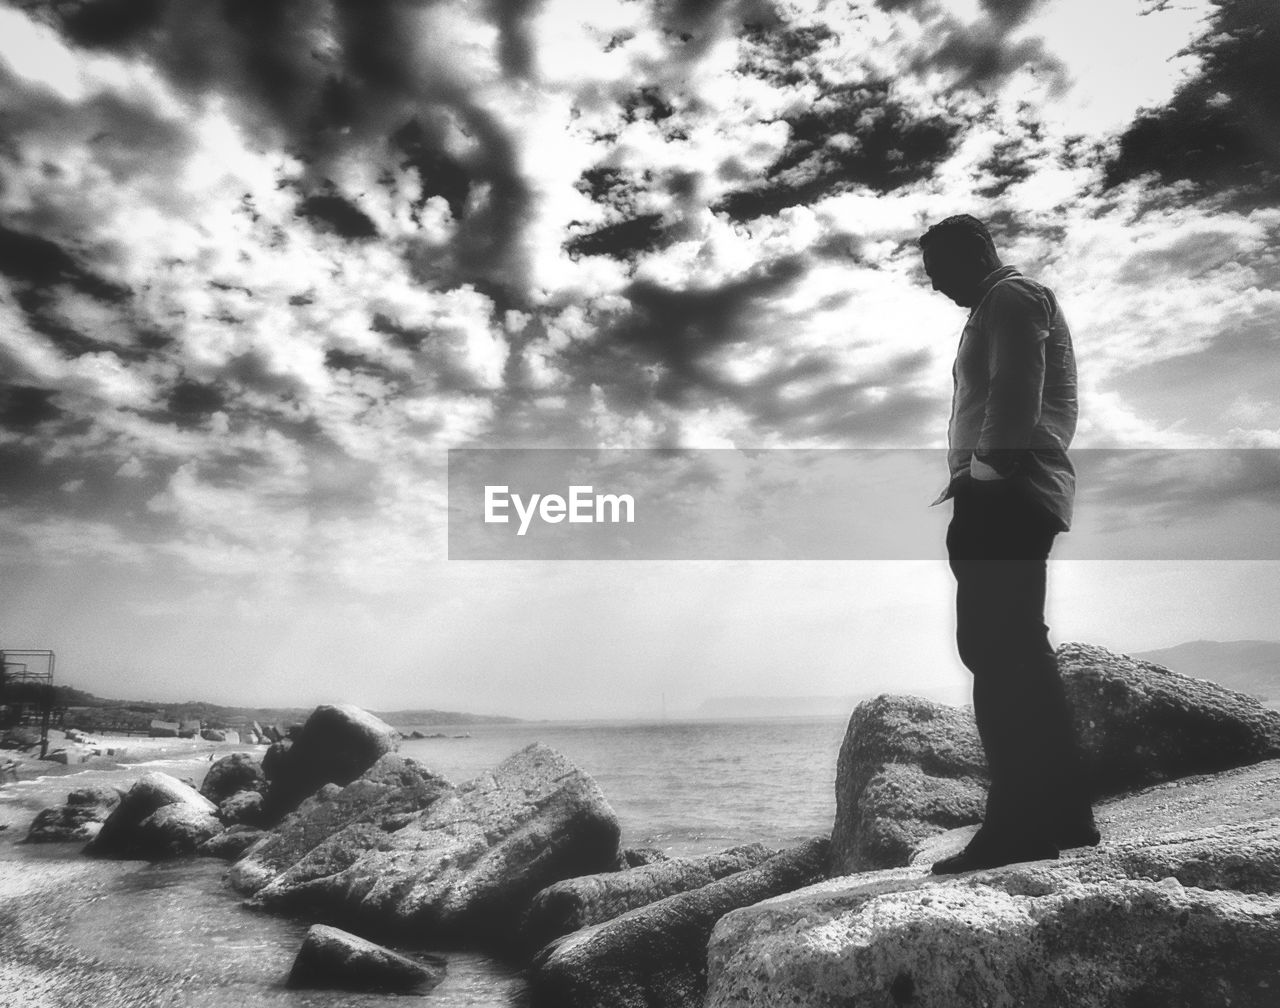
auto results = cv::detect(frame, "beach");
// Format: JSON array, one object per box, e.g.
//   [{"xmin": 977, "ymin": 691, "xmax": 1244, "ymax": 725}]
[{"xmin": 0, "ymin": 718, "xmax": 845, "ymax": 1007}]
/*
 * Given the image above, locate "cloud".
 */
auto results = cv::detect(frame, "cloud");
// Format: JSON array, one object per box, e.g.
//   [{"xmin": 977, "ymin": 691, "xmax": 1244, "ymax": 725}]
[{"xmin": 1104, "ymin": 0, "xmax": 1280, "ymax": 206}]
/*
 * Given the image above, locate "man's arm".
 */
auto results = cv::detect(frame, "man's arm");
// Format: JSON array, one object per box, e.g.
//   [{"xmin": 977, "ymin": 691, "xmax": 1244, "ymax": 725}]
[{"xmin": 972, "ymin": 282, "xmax": 1049, "ymax": 480}]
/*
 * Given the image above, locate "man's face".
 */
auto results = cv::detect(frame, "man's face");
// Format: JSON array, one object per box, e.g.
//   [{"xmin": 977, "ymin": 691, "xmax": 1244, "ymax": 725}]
[{"xmin": 922, "ymin": 245, "xmax": 982, "ymax": 309}]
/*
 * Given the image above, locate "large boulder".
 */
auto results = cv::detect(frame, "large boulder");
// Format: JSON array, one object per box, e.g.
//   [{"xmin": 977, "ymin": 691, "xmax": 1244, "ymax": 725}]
[
  {"xmin": 1059, "ymin": 641, "xmax": 1280, "ymax": 793},
  {"xmin": 25, "ymin": 786, "xmax": 124, "ymax": 843},
  {"xmin": 287, "ymin": 924, "xmax": 446, "ymax": 993},
  {"xmin": 528, "ymin": 838, "xmax": 830, "ymax": 1008},
  {"xmin": 707, "ymin": 761, "xmax": 1280, "ymax": 1008},
  {"xmin": 831, "ymin": 642, "xmax": 1280, "ymax": 873},
  {"xmin": 260, "ymin": 705, "xmax": 399, "ymax": 821},
  {"xmin": 524, "ymin": 842, "xmax": 776, "ymax": 951},
  {"xmin": 200, "ymin": 752, "xmax": 266, "ymax": 806},
  {"xmin": 831, "ymin": 695, "xmax": 987, "ymax": 875},
  {"xmin": 218, "ymin": 789, "xmax": 265, "ymax": 827},
  {"xmin": 133, "ymin": 803, "xmax": 222, "ymax": 856},
  {"xmin": 86, "ymin": 771, "xmax": 218, "ymax": 858},
  {"xmin": 200, "ymin": 825, "xmax": 268, "ymax": 861},
  {"xmin": 229, "ymin": 753, "xmax": 452, "ymax": 895},
  {"xmin": 250, "ymin": 743, "xmax": 621, "ymax": 950}
]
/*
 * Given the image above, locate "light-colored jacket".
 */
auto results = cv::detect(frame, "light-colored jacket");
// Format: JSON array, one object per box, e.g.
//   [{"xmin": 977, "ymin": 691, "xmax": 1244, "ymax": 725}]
[{"xmin": 929, "ymin": 265, "xmax": 1078, "ymax": 531}]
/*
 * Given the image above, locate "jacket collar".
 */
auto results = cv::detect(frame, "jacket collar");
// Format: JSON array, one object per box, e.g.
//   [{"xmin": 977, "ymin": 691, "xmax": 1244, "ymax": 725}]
[
  {"xmin": 973, "ymin": 265, "xmax": 1022, "ymax": 307},
  {"xmin": 977, "ymin": 263, "xmax": 1018, "ymax": 299}
]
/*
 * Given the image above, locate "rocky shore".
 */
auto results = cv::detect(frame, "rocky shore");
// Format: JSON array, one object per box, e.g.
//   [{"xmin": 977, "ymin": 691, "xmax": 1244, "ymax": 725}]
[{"xmin": 2, "ymin": 643, "xmax": 1278, "ymax": 1007}]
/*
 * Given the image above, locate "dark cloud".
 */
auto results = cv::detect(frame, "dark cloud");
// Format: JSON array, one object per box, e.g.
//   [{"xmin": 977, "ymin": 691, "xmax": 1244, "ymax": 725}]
[
  {"xmin": 714, "ymin": 81, "xmax": 962, "ymax": 220},
  {"xmin": 0, "ymin": 385, "xmax": 63, "ymax": 431},
  {"xmin": 392, "ymin": 118, "xmax": 472, "ymax": 222},
  {"xmin": 871, "ymin": 0, "xmax": 1063, "ymax": 92},
  {"xmin": 564, "ymin": 214, "xmax": 668, "ymax": 260},
  {"xmin": 1104, "ymin": 0, "xmax": 1280, "ymax": 206},
  {"xmin": 0, "ymin": 226, "xmax": 127, "ymax": 303},
  {"xmin": 298, "ymin": 193, "xmax": 379, "ymax": 240},
  {"xmin": 165, "ymin": 380, "xmax": 226, "ymax": 426},
  {"xmin": 487, "ymin": 0, "xmax": 545, "ymax": 80},
  {"xmin": 19, "ymin": 0, "xmax": 536, "ymax": 296},
  {"xmin": 1081, "ymin": 449, "xmax": 1280, "ymax": 525}
]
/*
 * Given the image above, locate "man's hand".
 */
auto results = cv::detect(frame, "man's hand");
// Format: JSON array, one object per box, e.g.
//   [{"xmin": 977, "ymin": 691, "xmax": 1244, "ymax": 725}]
[{"xmin": 970, "ymin": 455, "xmax": 1008, "ymax": 482}]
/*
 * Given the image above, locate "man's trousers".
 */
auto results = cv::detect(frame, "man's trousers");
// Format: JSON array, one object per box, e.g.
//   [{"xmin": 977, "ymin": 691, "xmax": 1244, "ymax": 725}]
[{"xmin": 946, "ymin": 476, "xmax": 1091, "ymax": 844}]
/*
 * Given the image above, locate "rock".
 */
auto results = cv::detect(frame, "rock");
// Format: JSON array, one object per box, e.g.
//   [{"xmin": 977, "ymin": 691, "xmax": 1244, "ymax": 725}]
[
  {"xmin": 525, "ymin": 842, "xmax": 776, "ymax": 951},
  {"xmin": 1, "ymin": 727, "xmax": 41, "ymax": 750},
  {"xmin": 26, "ymin": 786, "xmax": 124, "ymax": 843},
  {"xmin": 199, "ymin": 826, "xmax": 268, "ymax": 860},
  {"xmin": 149, "ymin": 720, "xmax": 179, "ymax": 738},
  {"xmin": 621, "ymin": 847, "xmax": 669, "ymax": 868},
  {"xmin": 201, "ymin": 729, "xmax": 226, "ymax": 742},
  {"xmin": 707, "ymin": 761, "xmax": 1280, "ymax": 1008},
  {"xmin": 200, "ymin": 752, "xmax": 267, "ymax": 806},
  {"xmin": 219, "ymin": 789, "xmax": 265, "ymax": 826},
  {"xmin": 229, "ymin": 754, "xmax": 452, "ymax": 895},
  {"xmin": 261, "ymin": 738, "xmax": 291, "ymax": 779},
  {"xmin": 44, "ymin": 746, "xmax": 95, "ymax": 766},
  {"xmin": 529, "ymin": 838, "xmax": 829, "ymax": 1008},
  {"xmin": 1059, "ymin": 641, "xmax": 1280, "ymax": 794},
  {"xmin": 250, "ymin": 744, "xmax": 621, "ymax": 950},
  {"xmin": 87, "ymin": 771, "xmax": 218, "ymax": 858},
  {"xmin": 134, "ymin": 803, "xmax": 222, "ymax": 856},
  {"xmin": 287, "ymin": 924, "xmax": 446, "ymax": 993},
  {"xmin": 830, "ymin": 643, "xmax": 1280, "ymax": 873},
  {"xmin": 830, "ymin": 695, "xmax": 987, "ymax": 874},
  {"xmin": 259, "ymin": 705, "xmax": 399, "ymax": 821}
]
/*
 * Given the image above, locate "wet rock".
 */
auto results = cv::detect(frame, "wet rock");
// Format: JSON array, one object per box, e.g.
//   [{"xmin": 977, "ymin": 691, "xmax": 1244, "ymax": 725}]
[
  {"xmin": 287, "ymin": 924, "xmax": 446, "ymax": 993},
  {"xmin": 708, "ymin": 761, "xmax": 1280, "ymax": 1008},
  {"xmin": 621, "ymin": 847, "xmax": 669, "ymax": 868},
  {"xmin": 218, "ymin": 789, "xmax": 265, "ymax": 827},
  {"xmin": 200, "ymin": 729, "xmax": 226, "ymax": 742},
  {"xmin": 200, "ymin": 825, "xmax": 269, "ymax": 860},
  {"xmin": 529, "ymin": 838, "xmax": 829, "ymax": 1008},
  {"xmin": 199, "ymin": 752, "xmax": 266, "ymax": 806},
  {"xmin": 229, "ymin": 754, "xmax": 452, "ymax": 895},
  {"xmin": 25, "ymin": 786, "xmax": 124, "ymax": 843},
  {"xmin": 134, "ymin": 803, "xmax": 222, "ymax": 857},
  {"xmin": 525, "ymin": 842, "xmax": 775, "ymax": 951},
  {"xmin": 260, "ymin": 705, "xmax": 399, "ymax": 821},
  {"xmin": 251, "ymin": 744, "xmax": 621, "ymax": 950},
  {"xmin": 87, "ymin": 771, "xmax": 218, "ymax": 858}
]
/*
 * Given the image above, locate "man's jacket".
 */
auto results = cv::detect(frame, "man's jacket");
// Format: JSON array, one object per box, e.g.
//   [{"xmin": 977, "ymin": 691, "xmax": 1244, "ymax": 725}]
[{"xmin": 930, "ymin": 265, "xmax": 1078, "ymax": 532}]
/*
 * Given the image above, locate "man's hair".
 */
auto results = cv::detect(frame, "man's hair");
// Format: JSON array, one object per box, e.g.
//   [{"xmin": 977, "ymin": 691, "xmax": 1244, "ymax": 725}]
[{"xmin": 918, "ymin": 214, "xmax": 997, "ymax": 257}]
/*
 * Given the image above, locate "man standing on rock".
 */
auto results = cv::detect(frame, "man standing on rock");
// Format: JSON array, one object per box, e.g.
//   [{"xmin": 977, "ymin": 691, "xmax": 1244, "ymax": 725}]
[{"xmin": 922, "ymin": 214, "xmax": 1098, "ymax": 873}]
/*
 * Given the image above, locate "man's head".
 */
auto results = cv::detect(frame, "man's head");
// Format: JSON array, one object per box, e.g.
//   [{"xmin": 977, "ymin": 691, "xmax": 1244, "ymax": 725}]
[{"xmin": 919, "ymin": 214, "xmax": 1002, "ymax": 308}]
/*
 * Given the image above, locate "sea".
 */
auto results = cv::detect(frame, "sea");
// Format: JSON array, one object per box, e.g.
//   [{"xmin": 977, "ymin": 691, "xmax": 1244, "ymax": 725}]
[{"xmin": 0, "ymin": 715, "xmax": 850, "ymax": 1007}]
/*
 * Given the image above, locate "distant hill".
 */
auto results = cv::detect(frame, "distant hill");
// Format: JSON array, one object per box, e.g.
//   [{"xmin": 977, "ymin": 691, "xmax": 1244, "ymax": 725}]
[
  {"xmin": 1129, "ymin": 640, "xmax": 1280, "ymax": 703},
  {"xmin": 0, "ymin": 682, "xmax": 519, "ymax": 733},
  {"xmin": 693, "ymin": 695, "xmax": 868, "ymax": 719}
]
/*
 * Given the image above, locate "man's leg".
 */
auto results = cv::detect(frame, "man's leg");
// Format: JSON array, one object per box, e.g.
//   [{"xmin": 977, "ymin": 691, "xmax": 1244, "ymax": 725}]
[{"xmin": 934, "ymin": 482, "xmax": 1093, "ymax": 872}]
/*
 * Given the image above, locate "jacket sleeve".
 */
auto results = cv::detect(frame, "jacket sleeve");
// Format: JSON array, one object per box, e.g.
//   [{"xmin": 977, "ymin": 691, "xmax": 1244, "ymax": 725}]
[{"xmin": 974, "ymin": 281, "xmax": 1049, "ymax": 477}]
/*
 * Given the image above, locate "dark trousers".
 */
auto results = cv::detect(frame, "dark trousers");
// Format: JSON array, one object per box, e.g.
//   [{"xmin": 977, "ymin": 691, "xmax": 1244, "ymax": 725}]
[{"xmin": 946, "ymin": 478, "xmax": 1090, "ymax": 843}]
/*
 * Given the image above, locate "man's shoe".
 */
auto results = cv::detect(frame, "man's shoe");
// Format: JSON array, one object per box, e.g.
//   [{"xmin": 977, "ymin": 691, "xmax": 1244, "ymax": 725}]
[{"xmin": 931, "ymin": 831, "xmax": 1059, "ymax": 875}]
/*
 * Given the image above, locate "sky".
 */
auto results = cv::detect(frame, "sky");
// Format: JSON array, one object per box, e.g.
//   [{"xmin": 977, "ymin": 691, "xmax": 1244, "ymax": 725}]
[{"xmin": 1, "ymin": 0, "xmax": 1278, "ymax": 718}]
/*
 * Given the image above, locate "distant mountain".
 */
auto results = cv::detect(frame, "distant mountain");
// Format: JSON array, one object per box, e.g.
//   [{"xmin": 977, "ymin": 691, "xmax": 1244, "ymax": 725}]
[
  {"xmin": 1129, "ymin": 640, "xmax": 1280, "ymax": 703},
  {"xmin": 4, "ymin": 683, "xmax": 520, "ymax": 733},
  {"xmin": 693, "ymin": 695, "xmax": 868, "ymax": 719}
]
